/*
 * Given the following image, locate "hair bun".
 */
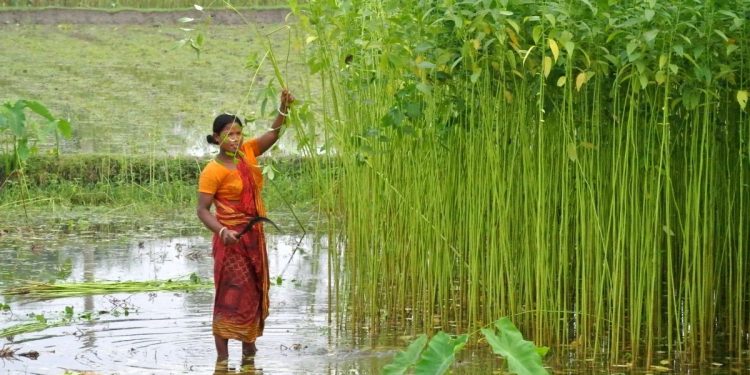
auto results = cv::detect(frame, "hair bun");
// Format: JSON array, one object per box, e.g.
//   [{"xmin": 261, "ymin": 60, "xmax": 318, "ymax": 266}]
[{"xmin": 206, "ymin": 134, "xmax": 217, "ymax": 145}]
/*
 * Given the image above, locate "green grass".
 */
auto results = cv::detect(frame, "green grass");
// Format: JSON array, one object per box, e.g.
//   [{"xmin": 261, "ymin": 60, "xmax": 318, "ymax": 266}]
[
  {"xmin": 0, "ymin": 155, "xmax": 319, "ymax": 226},
  {"xmin": 0, "ymin": 21, "xmax": 313, "ymax": 156}
]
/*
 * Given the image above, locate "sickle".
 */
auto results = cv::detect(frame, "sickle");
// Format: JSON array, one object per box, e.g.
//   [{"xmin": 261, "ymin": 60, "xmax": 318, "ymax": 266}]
[{"xmin": 238, "ymin": 216, "xmax": 281, "ymax": 237}]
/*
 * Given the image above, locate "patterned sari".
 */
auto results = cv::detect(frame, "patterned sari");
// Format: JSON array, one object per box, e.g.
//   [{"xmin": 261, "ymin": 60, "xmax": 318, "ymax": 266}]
[{"xmin": 211, "ymin": 157, "xmax": 269, "ymax": 343}]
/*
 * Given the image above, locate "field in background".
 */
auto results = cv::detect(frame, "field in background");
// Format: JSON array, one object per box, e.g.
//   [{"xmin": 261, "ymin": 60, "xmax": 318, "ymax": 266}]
[
  {"xmin": 0, "ymin": 11, "xmax": 315, "ymax": 157},
  {"xmin": 0, "ymin": 0, "xmax": 288, "ymax": 9}
]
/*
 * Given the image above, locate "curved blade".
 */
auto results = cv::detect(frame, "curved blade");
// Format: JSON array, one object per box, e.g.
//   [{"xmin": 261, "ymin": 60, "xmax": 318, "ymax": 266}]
[{"xmin": 238, "ymin": 216, "xmax": 281, "ymax": 237}]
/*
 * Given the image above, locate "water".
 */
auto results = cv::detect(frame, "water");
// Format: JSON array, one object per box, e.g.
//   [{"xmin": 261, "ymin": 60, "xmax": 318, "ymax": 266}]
[
  {"xmin": 2, "ymin": 230, "xmax": 748, "ymax": 374},
  {"xmin": 0, "ymin": 233, "xmax": 386, "ymax": 374}
]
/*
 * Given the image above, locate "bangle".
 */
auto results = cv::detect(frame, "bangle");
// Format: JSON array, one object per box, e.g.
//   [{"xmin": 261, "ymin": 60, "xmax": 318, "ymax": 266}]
[
  {"xmin": 218, "ymin": 227, "xmax": 227, "ymax": 237},
  {"xmin": 277, "ymin": 106, "xmax": 289, "ymax": 117}
]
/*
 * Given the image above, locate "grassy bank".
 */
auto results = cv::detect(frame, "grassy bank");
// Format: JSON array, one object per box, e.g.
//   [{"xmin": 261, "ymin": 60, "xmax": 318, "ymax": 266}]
[{"xmin": 0, "ymin": 154, "xmax": 319, "ymax": 228}]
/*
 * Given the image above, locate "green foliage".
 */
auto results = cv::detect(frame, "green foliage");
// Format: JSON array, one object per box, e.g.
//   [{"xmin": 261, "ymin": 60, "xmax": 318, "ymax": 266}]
[
  {"xmin": 175, "ymin": 5, "xmax": 209, "ymax": 58},
  {"xmin": 0, "ymin": 99, "xmax": 71, "ymax": 175},
  {"xmin": 0, "ymin": 306, "xmax": 112, "ymax": 339},
  {"xmin": 414, "ymin": 332, "xmax": 468, "ymax": 375},
  {"xmin": 301, "ymin": 0, "xmax": 749, "ymax": 133},
  {"xmin": 299, "ymin": 0, "xmax": 750, "ymax": 367},
  {"xmin": 384, "ymin": 319, "xmax": 548, "ymax": 374},
  {"xmin": 382, "ymin": 334, "xmax": 428, "ymax": 375},
  {"xmin": 481, "ymin": 318, "xmax": 548, "ymax": 375}
]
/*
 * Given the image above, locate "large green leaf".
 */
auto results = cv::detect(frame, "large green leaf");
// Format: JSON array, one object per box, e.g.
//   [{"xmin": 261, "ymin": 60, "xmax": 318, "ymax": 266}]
[
  {"xmin": 56, "ymin": 119, "xmax": 73, "ymax": 139},
  {"xmin": 15, "ymin": 138, "xmax": 30, "ymax": 162},
  {"xmin": 8, "ymin": 101, "xmax": 27, "ymax": 137},
  {"xmin": 0, "ymin": 105, "xmax": 9, "ymax": 130},
  {"xmin": 20, "ymin": 100, "xmax": 55, "ymax": 121},
  {"xmin": 414, "ymin": 332, "xmax": 468, "ymax": 375},
  {"xmin": 382, "ymin": 334, "xmax": 428, "ymax": 375},
  {"xmin": 481, "ymin": 317, "xmax": 548, "ymax": 375}
]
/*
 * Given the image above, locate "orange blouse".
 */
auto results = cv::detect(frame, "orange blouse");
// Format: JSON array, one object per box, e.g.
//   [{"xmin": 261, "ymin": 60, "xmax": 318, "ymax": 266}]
[{"xmin": 198, "ymin": 139, "xmax": 264, "ymax": 201}]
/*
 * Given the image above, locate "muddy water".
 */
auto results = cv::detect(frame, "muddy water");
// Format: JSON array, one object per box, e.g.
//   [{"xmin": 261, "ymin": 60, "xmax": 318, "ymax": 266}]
[
  {"xmin": 2, "ymin": 230, "xmax": 746, "ymax": 374},
  {"xmin": 0, "ymin": 233, "xmax": 387, "ymax": 374}
]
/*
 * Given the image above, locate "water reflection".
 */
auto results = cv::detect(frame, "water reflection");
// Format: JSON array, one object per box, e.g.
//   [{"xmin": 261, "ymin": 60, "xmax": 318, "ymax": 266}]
[
  {"xmin": 213, "ymin": 357, "xmax": 262, "ymax": 375},
  {"xmin": 81, "ymin": 245, "xmax": 96, "ymax": 350},
  {"xmin": 2, "ymin": 232, "xmax": 747, "ymax": 374},
  {"xmin": 0, "ymin": 232, "xmax": 385, "ymax": 374}
]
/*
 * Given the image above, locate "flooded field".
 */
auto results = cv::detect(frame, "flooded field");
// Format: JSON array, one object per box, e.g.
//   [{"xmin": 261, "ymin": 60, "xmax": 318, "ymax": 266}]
[
  {"xmin": 0, "ymin": 230, "xmax": 390, "ymax": 374},
  {"xmin": 1, "ymin": 222, "xmax": 747, "ymax": 374}
]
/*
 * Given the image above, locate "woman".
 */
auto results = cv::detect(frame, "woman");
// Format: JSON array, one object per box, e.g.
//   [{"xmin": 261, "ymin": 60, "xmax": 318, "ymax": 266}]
[{"xmin": 197, "ymin": 89, "xmax": 294, "ymax": 361}]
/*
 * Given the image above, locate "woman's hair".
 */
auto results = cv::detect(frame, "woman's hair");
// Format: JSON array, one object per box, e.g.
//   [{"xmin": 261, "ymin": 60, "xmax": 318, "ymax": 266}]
[{"xmin": 206, "ymin": 113, "xmax": 243, "ymax": 145}]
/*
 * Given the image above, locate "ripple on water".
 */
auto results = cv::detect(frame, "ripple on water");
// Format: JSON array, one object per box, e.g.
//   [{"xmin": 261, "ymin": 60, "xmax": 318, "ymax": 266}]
[{"xmin": 1, "ymin": 233, "xmax": 388, "ymax": 374}]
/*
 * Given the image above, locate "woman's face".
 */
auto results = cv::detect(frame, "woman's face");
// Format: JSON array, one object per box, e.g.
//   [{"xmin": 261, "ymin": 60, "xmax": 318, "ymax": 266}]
[{"xmin": 215, "ymin": 122, "xmax": 243, "ymax": 154}]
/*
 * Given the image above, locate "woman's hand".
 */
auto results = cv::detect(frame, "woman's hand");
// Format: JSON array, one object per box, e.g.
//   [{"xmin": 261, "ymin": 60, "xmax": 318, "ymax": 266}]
[
  {"xmin": 279, "ymin": 89, "xmax": 295, "ymax": 114},
  {"xmin": 220, "ymin": 228, "xmax": 240, "ymax": 245}
]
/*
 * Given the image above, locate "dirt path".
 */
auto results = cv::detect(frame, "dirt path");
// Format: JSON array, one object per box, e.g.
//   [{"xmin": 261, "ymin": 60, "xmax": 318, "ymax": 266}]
[{"xmin": 0, "ymin": 8, "xmax": 289, "ymax": 25}]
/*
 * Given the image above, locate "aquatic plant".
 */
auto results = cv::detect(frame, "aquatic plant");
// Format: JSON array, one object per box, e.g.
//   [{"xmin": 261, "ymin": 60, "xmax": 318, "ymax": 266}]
[
  {"xmin": 383, "ymin": 317, "xmax": 548, "ymax": 375},
  {"xmin": 0, "ymin": 307, "xmax": 85, "ymax": 339},
  {"xmin": 0, "ymin": 100, "xmax": 71, "ymax": 181},
  {"xmin": 296, "ymin": 0, "xmax": 750, "ymax": 367}
]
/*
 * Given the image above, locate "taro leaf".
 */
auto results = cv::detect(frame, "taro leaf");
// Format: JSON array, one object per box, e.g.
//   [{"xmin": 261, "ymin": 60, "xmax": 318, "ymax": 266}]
[
  {"xmin": 0, "ymin": 105, "xmax": 9, "ymax": 130},
  {"xmin": 414, "ymin": 332, "xmax": 468, "ymax": 375},
  {"xmin": 16, "ymin": 138, "xmax": 30, "ymax": 162},
  {"xmin": 56, "ymin": 119, "xmax": 72, "ymax": 139},
  {"xmin": 8, "ymin": 101, "xmax": 27, "ymax": 137},
  {"xmin": 481, "ymin": 317, "xmax": 548, "ymax": 375},
  {"xmin": 382, "ymin": 334, "xmax": 428, "ymax": 375},
  {"xmin": 20, "ymin": 100, "xmax": 54, "ymax": 121}
]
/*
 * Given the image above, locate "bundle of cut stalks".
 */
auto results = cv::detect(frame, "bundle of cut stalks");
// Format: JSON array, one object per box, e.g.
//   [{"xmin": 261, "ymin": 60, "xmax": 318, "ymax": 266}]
[{"xmin": 2, "ymin": 278, "xmax": 212, "ymax": 299}]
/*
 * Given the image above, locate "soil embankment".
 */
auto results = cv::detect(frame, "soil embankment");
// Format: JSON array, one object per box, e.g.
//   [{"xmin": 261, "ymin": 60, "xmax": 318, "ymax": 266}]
[{"xmin": 0, "ymin": 7, "xmax": 288, "ymax": 25}]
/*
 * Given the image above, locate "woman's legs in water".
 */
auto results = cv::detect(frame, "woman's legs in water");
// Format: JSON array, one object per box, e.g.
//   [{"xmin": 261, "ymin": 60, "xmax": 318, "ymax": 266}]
[
  {"xmin": 242, "ymin": 341, "xmax": 257, "ymax": 357},
  {"xmin": 215, "ymin": 335, "xmax": 229, "ymax": 361},
  {"xmin": 215, "ymin": 337, "xmax": 255, "ymax": 360}
]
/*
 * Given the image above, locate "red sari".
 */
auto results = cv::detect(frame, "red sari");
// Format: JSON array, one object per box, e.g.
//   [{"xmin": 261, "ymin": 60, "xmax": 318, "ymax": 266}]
[{"xmin": 211, "ymin": 158, "xmax": 269, "ymax": 343}]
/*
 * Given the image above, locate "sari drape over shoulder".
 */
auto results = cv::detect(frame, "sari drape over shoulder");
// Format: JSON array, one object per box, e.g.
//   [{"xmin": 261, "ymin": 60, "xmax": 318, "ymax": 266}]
[{"xmin": 211, "ymin": 153, "xmax": 269, "ymax": 343}]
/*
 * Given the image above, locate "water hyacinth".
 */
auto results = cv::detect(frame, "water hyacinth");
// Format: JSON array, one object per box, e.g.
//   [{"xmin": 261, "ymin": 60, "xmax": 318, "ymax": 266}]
[{"xmin": 294, "ymin": 0, "xmax": 750, "ymax": 367}]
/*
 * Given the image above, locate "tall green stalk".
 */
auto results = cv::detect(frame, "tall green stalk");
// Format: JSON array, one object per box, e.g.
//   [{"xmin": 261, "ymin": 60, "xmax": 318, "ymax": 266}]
[{"xmin": 295, "ymin": 0, "xmax": 750, "ymax": 368}]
